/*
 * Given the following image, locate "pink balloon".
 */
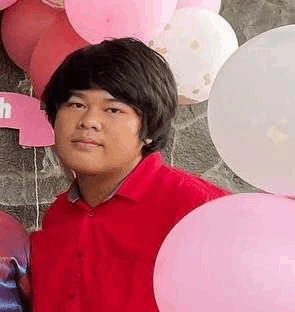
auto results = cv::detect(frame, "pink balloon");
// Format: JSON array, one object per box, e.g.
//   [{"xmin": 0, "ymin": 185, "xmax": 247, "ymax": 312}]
[
  {"xmin": 1, "ymin": 0, "xmax": 63, "ymax": 72},
  {"xmin": 64, "ymin": 0, "xmax": 178, "ymax": 44},
  {"xmin": 0, "ymin": 92, "xmax": 54, "ymax": 146},
  {"xmin": 176, "ymin": 0, "xmax": 221, "ymax": 12},
  {"xmin": 154, "ymin": 193, "xmax": 295, "ymax": 312},
  {"xmin": 29, "ymin": 15, "xmax": 88, "ymax": 98},
  {"xmin": 0, "ymin": 0, "xmax": 18, "ymax": 10}
]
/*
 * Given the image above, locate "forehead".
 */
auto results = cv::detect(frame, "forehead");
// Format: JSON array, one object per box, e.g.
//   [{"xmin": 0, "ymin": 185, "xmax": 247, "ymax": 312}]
[{"xmin": 68, "ymin": 89, "xmax": 116, "ymax": 100}]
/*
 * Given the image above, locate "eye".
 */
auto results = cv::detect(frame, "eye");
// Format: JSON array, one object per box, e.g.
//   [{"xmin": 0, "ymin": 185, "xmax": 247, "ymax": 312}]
[
  {"xmin": 106, "ymin": 108, "xmax": 121, "ymax": 114},
  {"xmin": 68, "ymin": 102, "xmax": 85, "ymax": 109}
]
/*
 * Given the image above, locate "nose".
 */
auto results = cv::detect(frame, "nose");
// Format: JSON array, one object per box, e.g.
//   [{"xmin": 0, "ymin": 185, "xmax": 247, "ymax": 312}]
[{"xmin": 78, "ymin": 108, "xmax": 102, "ymax": 131}]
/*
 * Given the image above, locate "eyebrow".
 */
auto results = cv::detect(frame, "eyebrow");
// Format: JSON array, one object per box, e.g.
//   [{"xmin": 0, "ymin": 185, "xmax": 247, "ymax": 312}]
[
  {"xmin": 69, "ymin": 90, "xmax": 86, "ymax": 99},
  {"xmin": 68, "ymin": 90, "xmax": 119, "ymax": 103},
  {"xmin": 67, "ymin": 90, "xmax": 142, "ymax": 115}
]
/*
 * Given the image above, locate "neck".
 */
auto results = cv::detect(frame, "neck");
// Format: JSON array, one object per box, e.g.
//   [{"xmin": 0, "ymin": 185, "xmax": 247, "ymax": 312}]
[{"xmin": 76, "ymin": 155, "xmax": 142, "ymax": 207}]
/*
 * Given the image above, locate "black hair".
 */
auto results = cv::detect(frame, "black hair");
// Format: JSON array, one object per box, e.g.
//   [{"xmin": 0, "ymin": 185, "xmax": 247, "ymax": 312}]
[{"xmin": 41, "ymin": 37, "xmax": 178, "ymax": 155}]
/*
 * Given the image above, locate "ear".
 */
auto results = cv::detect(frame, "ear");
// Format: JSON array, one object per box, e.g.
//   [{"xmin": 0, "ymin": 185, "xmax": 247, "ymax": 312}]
[
  {"xmin": 144, "ymin": 138, "xmax": 152, "ymax": 145},
  {"xmin": 139, "ymin": 140, "xmax": 145, "ymax": 149}
]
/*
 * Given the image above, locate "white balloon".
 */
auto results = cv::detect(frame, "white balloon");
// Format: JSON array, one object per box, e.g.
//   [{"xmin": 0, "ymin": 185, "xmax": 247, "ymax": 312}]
[
  {"xmin": 176, "ymin": 0, "xmax": 221, "ymax": 13},
  {"xmin": 149, "ymin": 9, "xmax": 238, "ymax": 102},
  {"xmin": 208, "ymin": 25, "xmax": 295, "ymax": 194}
]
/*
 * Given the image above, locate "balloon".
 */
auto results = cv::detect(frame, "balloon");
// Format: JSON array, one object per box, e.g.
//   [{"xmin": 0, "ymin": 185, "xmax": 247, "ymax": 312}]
[
  {"xmin": 0, "ymin": 211, "xmax": 30, "ymax": 298},
  {"xmin": 279, "ymin": 193, "xmax": 295, "ymax": 200},
  {"xmin": 64, "ymin": 0, "xmax": 178, "ymax": 44},
  {"xmin": 208, "ymin": 25, "xmax": 295, "ymax": 194},
  {"xmin": 176, "ymin": 0, "xmax": 221, "ymax": 12},
  {"xmin": 0, "ymin": 92, "xmax": 54, "ymax": 146},
  {"xmin": 29, "ymin": 14, "xmax": 88, "ymax": 98},
  {"xmin": 149, "ymin": 9, "xmax": 238, "ymax": 102},
  {"xmin": 154, "ymin": 193, "xmax": 295, "ymax": 312},
  {"xmin": 0, "ymin": 0, "xmax": 18, "ymax": 10},
  {"xmin": 0, "ymin": 210, "xmax": 29, "ymax": 263},
  {"xmin": 41, "ymin": 0, "xmax": 64, "ymax": 9},
  {"xmin": 1, "ymin": 0, "xmax": 63, "ymax": 72}
]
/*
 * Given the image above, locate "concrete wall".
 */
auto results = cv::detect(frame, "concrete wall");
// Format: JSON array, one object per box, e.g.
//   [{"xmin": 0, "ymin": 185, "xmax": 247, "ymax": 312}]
[{"xmin": 0, "ymin": 0, "xmax": 293, "ymax": 231}]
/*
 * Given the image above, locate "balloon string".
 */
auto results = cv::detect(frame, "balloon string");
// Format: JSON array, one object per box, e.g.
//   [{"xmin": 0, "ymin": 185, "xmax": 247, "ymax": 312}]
[
  {"xmin": 30, "ymin": 84, "xmax": 40, "ymax": 230},
  {"xmin": 33, "ymin": 146, "xmax": 40, "ymax": 229}
]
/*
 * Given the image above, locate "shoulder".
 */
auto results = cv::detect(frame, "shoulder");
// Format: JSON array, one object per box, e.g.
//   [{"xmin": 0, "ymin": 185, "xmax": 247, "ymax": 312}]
[
  {"xmin": 156, "ymin": 163, "xmax": 230, "ymax": 198},
  {"xmin": 153, "ymin": 163, "xmax": 231, "ymax": 224},
  {"xmin": 39, "ymin": 190, "xmax": 70, "ymax": 230}
]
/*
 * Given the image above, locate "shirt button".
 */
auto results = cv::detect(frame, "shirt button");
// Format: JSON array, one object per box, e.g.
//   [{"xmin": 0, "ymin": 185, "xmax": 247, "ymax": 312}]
[
  {"xmin": 76, "ymin": 250, "xmax": 84, "ymax": 258},
  {"xmin": 75, "ymin": 272, "xmax": 81, "ymax": 279},
  {"xmin": 88, "ymin": 210, "xmax": 94, "ymax": 217}
]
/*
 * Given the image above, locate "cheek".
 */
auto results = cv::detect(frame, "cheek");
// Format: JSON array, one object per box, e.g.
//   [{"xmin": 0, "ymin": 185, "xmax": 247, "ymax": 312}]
[
  {"xmin": 54, "ymin": 121, "xmax": 65, "ymax": 145},
  {"xmin": 125, "ymin": 118, "xmax": 141, "ymax": 134},
  {"xmin": 109, "ymin": 120, "xmax": 141, "ymax": 149},
  {"xmin": 54, "ymin": 117, "xmax": 72, "ymax": 156},
  {"xmin": 54, "ymin": 112, "xmax": 75, "ymax": 140},
  {"xmin": 124, "ymin": 118, "xmax": 142, "ymax": 145}
]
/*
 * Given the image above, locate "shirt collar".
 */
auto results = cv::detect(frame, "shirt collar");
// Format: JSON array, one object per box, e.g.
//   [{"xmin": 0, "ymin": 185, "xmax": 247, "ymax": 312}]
[
  {"xmin": 67, "ymin": 180, "xmax": 81, "ymax": 204},
  {"xmin": 67, "ymin": 151, "xmax": 164, "ymax": 204}
]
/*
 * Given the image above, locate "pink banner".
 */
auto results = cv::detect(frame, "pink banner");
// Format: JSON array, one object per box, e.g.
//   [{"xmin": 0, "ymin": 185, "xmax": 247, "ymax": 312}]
[{"xmin": 0, "ymin": 92, "xmax": 54, "ymax": 147}]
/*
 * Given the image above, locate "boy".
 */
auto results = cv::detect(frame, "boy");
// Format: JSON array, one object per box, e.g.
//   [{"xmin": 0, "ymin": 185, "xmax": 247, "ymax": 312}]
[{"xmin": 30, "ymin": 37, "xmax": 230, "ymax": 312}]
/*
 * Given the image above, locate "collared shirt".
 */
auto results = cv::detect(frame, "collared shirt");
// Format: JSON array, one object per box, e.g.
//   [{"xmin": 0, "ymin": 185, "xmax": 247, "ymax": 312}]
[{"xmin": 30, "ymin": 151, "xmax": 230, "ymax": 312}]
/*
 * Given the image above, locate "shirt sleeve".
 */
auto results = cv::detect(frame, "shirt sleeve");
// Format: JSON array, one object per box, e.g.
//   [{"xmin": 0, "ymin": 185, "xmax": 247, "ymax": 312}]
[
  {"xmin": 197, "ymin": 176, "xmax": 232, "ymax": 201},
  {"xmin": 172, "ymin": 174, "xmax": 232, "ymax": 226}
]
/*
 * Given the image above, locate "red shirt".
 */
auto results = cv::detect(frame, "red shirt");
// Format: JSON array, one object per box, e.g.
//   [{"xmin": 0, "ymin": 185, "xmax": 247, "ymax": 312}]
[{"xmin": 30, "ymin": 151, "xmax": 230, "ymax": 312}]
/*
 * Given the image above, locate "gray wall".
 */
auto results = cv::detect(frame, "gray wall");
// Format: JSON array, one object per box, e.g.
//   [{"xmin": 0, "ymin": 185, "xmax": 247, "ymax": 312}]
[{"xmin": 0, "ymin": 0, "xmax": 293, "ymax": 232}]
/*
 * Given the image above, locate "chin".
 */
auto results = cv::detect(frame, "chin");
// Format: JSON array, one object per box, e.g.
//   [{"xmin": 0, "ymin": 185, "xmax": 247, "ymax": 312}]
[
  {"xmin": 75, "ymin": 169, "xmax": 99, "ymax": 176},
  {"xmin": 66, "ymin": 159, "xmax": 103, "ymax": 174},
  {"xmin": 74, "ymin": 166, "xmax": 104, "ymax": 176}
]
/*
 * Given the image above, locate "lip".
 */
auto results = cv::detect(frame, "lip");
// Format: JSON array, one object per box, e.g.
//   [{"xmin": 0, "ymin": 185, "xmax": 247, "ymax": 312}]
[{"xmin": 71, "ymin": 138, "xmax": 103, "ymax": 146}]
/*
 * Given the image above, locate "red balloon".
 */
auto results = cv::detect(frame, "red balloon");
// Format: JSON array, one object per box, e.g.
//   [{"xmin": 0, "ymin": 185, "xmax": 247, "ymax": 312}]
[
  {"xmin": 29, "ymin": 14, "xmax": 88, "ymax": 98},
  {"xmin": 0, "ymin": 211, "xmax": 29, "ymax": 295},
  {"xmin": 1, "ymin": 0, "xmax": 64, "ymax": 72}
]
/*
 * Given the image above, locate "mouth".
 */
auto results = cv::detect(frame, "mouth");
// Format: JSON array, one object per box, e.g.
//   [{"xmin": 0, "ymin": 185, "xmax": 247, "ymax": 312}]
[
  {"xmin": 72, "ymin": 140, "xmax": 98, "ymax": 145},
  {"xmin": 71, "ymin": 140, "xmax": 104, "ymax": 150},
  {"xmin": 71, "ymin": 139, "xmax": 103, "ymax": 145}
]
